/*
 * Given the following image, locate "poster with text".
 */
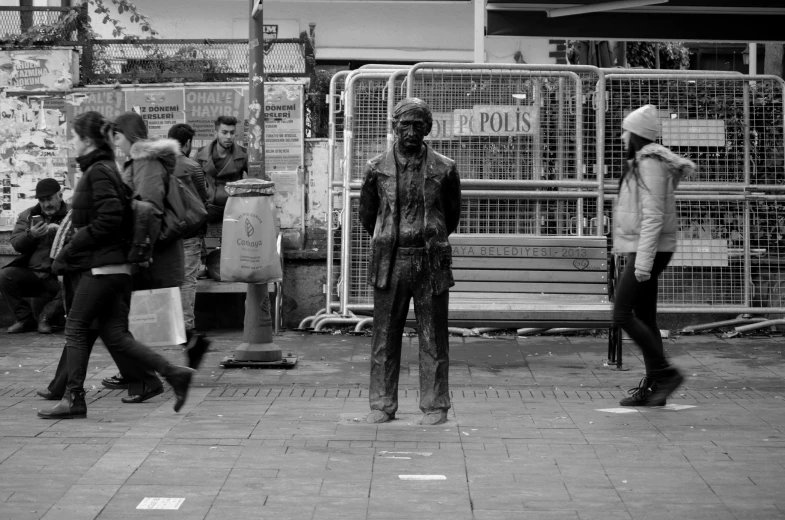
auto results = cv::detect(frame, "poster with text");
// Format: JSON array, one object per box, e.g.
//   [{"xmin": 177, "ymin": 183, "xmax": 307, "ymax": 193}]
[
  {"xmin": 0, "ymin": 94, "xmax": 69, "ymax": 230},
  {"xmin": 0, "ymin": 49, "xmax": 79, "ymax": 91},
  {"xmin": 125, "ymin": 89, "xmax": 186, "ymax": 138},
  {"xmin": 264, "ymin": 84, "xmax": 303, "ymax": 175},
  {"xmin": 185, "ymin": 87, "xmax": 247, "ymax": 144},
  {"xmin": 67, "ymin": 90, "xmax": 126, "ymax": 119}
]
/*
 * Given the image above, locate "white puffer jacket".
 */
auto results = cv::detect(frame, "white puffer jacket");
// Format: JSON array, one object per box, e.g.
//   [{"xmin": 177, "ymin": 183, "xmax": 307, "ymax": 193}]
[{"xmin": 612, "ymin": 143, "xmax": 696, "ymax": 275}]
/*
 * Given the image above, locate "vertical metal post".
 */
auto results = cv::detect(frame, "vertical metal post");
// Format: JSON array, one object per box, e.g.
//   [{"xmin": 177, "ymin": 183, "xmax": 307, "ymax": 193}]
[
  {"xmin": 325, "ymin": 71, "xmax": 348, "ymax": 315},
  {"xmin": 76, "ymin": 2, "xmax": 93, "ymax": 85},
  {"xmin": 234, "ymin": 0, "xmax": 281, "ymax": 360},
  {"xmin": 575, "ymin": 77, "xmax": 584, "ymax": 236},
  {"xmin": 473, "ymin": 0, "xmax": 485, "ymax": 64},
  {"xmin": 533, "ymin": 79, "xmax": 542, "ymax": 235},
  {"xmin": 340, "ymin": 84, "xmax": 353, "ymax": 315},
  {"xmin": 596, "ymin": 74, "xmax": 606, "ymax": 237},
  {"xmin": 742, "ymin": 81, "xmax": 752, "ymax": 307},
  {"xmin": 556, "ymin": 78, "xmax": 565, "ymax": 235}
]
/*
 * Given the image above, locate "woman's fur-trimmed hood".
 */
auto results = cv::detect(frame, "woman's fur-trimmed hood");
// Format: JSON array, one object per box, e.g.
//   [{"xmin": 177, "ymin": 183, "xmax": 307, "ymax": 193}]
[
  {"xmin": 129, "ymin": 138, "xmax": 181, "ymax": 162},
  {"xmin": 637, "ymin": 143, "xmax": 696, "ymax": 189}
]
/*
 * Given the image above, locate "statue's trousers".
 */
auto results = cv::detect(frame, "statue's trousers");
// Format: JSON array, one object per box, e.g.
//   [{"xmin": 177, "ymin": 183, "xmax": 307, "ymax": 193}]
[{"xmin": 369, "ymin": 248, "xmax": 451, "ymax": 416}]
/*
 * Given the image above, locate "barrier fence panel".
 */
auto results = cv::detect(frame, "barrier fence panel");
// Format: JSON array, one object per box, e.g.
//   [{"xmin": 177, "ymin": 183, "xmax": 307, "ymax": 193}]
[
  {"xmin": 343, "ymin": 71, "xmax": 410, "ymax": 314},
  {"xmin": 327, "ymin": 67, "xmax": 785, "ymax": 328},
  {"xmin": 405, "ymin": 64, "xmax": 606, "ymax": 193},
  {"xmin": 340, "ymin": 65, "xmax": 608, "ymax": 316},
  {"xmin": 605, "ymin": 74, "xmax": 785, "ymax": 316},
  {"xmin": 605, "ymin": 74, "xmax": 785, "ymax": 188}
]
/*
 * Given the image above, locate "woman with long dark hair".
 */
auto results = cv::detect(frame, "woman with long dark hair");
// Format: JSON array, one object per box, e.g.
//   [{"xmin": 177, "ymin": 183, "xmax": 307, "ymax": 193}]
[
  {"xmin": 99, "ymin": 111, "xmax": 186, "ymax": 404},
  {"xmin": 38, "ymin": 111, "xmax": 193, "ymax": 419},
  {"xmin": 613, "ymin": 105, "xmax": 695, "ymax": 407}
]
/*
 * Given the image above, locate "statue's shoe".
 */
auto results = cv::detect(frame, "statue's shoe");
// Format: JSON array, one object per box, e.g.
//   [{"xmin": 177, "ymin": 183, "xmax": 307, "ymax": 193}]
[
  {"xmin": 421, "ymin": 410, "xmax": 448, "ymax": 426},
  {"xmin": 366, "ymin": 410, "xmax": 394, "ymax": 423}
]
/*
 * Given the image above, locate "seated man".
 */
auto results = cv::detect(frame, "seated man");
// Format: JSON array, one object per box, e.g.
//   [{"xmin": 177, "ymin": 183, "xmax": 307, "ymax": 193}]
[{"xmin": 0, "ymin": 178, "xmax": 69, "ymax": 334}]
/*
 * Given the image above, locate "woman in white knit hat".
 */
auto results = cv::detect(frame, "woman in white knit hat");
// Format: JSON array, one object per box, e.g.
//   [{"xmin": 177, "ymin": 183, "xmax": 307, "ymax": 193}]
[{"xmin": 613, "ymin": 104, "xmax": 696, "ymax": 407}]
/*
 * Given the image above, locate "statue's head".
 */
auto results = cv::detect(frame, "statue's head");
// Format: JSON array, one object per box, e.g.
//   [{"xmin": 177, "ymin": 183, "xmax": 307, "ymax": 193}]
[{"xmin": 392, "ymin": 97, "xmax": 432, "ymax": 154}]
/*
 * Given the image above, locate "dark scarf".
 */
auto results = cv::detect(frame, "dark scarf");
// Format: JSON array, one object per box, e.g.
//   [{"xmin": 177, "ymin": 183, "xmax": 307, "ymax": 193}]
[{"xmin": 76, "ymin": 148, "xmax": 116, "ymax": 173}]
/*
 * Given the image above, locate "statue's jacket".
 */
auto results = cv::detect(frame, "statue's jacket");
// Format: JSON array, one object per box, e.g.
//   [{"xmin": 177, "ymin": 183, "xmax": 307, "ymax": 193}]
[{"xmin": 359, "ymin": 143, "xmax": 462, "ymax": 296}]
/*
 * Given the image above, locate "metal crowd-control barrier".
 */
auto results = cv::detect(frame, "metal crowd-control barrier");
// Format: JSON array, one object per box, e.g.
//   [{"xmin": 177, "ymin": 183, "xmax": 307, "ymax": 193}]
[
  {"xmin": 312, "ymin": 64, "xmax": 611, "ymax": 333},
  {"xmin": 602, "ymin": 73, "xmax": 785, "ymax": 332},
  {"xmin": 299, "ymin": 67, "xmax": 411, "ymax": 332},
  {"xmin": 302, "ymin": 66, "xmax": 785, "ymax": 336}
]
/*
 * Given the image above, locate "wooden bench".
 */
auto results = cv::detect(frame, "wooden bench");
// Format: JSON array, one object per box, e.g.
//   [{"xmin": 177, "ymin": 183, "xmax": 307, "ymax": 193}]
[{"xmin": 426, "ymin": 234, "xmax": 621, "ymax": 366}]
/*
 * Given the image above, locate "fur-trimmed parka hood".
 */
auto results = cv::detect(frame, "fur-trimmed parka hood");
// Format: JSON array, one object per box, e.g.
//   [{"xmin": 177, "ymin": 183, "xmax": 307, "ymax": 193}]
[
  {"xmin": 637, "ymin": 143, "xmax": 696, "ymax": 189},
  {"xmin": 122, "ymin": 138, "xmax": 178, "ymax": 190},
  {"xmin": 129, "ymin": 138, "xmax": 181, "ymax": 162}
]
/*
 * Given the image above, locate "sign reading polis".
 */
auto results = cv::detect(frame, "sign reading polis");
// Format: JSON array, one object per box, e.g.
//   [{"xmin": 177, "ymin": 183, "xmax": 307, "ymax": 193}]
[{"xmin": 428, "ymin": 105, "xmax": 539, "ymax": 140}]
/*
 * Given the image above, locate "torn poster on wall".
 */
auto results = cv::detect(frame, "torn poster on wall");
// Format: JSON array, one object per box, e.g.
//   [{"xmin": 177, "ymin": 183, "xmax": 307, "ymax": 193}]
[
  {"xmin": 0, "ymin": 91, "xmax": 70, "ymax": 231},
  {"xmin": 0, "ymin": 48, "xmax": 79, "ymax": 91}
]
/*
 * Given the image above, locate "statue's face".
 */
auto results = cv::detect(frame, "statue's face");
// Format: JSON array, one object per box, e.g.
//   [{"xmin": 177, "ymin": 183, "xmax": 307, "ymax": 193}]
[{"xmin": 394, "ymin": 111, "xmax": 429, "ymax": 153}]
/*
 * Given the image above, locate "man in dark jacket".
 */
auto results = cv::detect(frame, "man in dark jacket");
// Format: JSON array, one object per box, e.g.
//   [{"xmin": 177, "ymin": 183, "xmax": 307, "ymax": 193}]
[
  {"xmin": 359, "ymin": 98, "xmax": 461, "ymax": 426},
  {"xmin": 168, "ymin": 123, "xmax": 211, "ymax": 367},
  {"xmin": 0, "ymin": 178, "xmax": 69, "ymax": 334},
  {"xmin": 195, "ymin": 115, "xmax": 248, "ymax": 223}
]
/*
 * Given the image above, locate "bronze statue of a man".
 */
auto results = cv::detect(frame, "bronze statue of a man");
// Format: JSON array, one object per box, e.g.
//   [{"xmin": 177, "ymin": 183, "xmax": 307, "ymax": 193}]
[{"xmin": 359, "ymin": 98, "xmax": 462, "ymax": 426}]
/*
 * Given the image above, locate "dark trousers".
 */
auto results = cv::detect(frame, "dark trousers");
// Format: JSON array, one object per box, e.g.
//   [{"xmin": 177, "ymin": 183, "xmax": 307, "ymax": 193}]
[
  {"xmin": 613, "ymin": 252, "xmax": 673, "ymax": 376},
  {"xmin": 65, "ymin": 271, "xmax": 172, "ymax": 393},
  {"xmin": 370, "ymin": 250, "xmax": 451, "ymax": 416},
  {"xmin": 0, "ymin": 266, "xmax": 64, "ymax": 323},
  {"xmin": 112, "ymin": 271, "xmax": 177, "ymax": 395},
  {"xmin": 46, "ymin": 273, "xmax": 164, "ymax": 397}
]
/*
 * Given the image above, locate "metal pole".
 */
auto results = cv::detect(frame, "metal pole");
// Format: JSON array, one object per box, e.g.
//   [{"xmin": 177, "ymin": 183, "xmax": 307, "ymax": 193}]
[
  {"xmin": 324, "ymin": 71, "xmax": 350, "ymax": 318},
  {"xmin": 743, "ymin": 81, "xmax": 752, "ymax": 309},
  {"xmin": 575, "ymin": 76, "xmax": 584, "ymax": 236},
  {"xmin": 596, "ymin": 73, "xmax": 606, "ymax": 237},
  {"xmin": 233, "ymin": 0, "xmax": 282, "ymax": 362}
]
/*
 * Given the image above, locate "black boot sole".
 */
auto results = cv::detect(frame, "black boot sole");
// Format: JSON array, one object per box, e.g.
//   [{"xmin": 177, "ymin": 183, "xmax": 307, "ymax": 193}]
[
  {"xmin": 101, "ymin": 381, "xmax": 130, "ymax": 390},
  {"xmin": 37, "ymin": 412, "xmax": 86, "ymax": 419},
  {"xmin": 121, "ymin": 386, "xmax": 164, "ymax": 404},
  {"xmin": 36, "ymin": 391, "xmax": 62, "ymax": 401}
]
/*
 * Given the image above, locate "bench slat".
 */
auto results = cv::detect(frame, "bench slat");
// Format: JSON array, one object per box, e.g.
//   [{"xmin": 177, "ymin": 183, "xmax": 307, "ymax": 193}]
[
  {"xmin": 447, "ymin": 308, "xmax": 612, "ymax": 321},
  {"xmin": 453, "ymin": 257, "xmax": 607, "ymax": 271},
  {"xmin": 454, "ymin": 270, "xmax": 606, "ymax": 284},
  {"xmin": 450, "ymin": 292, "xmax": 609, "ymax": 303},
  {"xmin": 451, "ymin": 245, "xmax": 607, "ymax": 259},
  {"xmin": 454, "ymin": 281, "xmax": 607, "ymax": 294},
  {"xmin": 450, "ymin": 235, "xmax": 608, "ymax": 248}
]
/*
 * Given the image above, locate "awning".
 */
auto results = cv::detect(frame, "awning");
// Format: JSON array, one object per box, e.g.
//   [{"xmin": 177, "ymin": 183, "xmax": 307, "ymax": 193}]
[{"xmin": 487, "ymin": 1, "xmax": 785, "ymax": 42}]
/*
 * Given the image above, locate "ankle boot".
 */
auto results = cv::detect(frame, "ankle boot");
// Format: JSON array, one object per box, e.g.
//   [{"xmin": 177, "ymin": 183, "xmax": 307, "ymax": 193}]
[
  {"xmin": 38, "ymin": 390, "xmax": 87, "ymax": 419},
  {"xmin": 165, "ymin": 366, "xmax": 195, "ymax": 413},
  {"xmin": 184, "ymin": 332, "xmax": 211, "ymax": 370},
  {"xmin": 648, "ymin": 366, "xmax": 685, "ymax": 406}
]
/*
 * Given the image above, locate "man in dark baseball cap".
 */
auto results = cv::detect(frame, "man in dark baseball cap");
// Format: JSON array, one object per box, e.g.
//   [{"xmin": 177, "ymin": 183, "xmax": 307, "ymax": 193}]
[{"xmin": 0, "ymin": 178, "xmax": 69, "ymax": 334}]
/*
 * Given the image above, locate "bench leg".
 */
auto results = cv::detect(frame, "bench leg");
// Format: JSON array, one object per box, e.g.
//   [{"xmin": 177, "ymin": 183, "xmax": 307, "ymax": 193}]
[{"xmin": 608, "ymin": 325, "xmax": 623, "ymax": 370}]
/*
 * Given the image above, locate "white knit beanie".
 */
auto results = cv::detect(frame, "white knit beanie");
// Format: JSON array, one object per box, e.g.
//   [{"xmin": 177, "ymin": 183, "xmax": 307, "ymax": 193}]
[{"xmin": 623, "ymin": 104, "xmax": 659, "ymax": 142}]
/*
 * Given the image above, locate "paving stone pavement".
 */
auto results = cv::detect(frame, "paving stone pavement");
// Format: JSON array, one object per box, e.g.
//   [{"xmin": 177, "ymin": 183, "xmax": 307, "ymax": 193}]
[{"xmin": 1, "ymin": 329, "xmax": 784, "ymax": 519}]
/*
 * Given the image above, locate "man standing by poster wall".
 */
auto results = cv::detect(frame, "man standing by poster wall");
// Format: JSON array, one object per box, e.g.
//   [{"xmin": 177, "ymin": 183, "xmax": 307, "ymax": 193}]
[{"xmin": 196, "ymin": 116, "xmax": 248, "ymax": 223}]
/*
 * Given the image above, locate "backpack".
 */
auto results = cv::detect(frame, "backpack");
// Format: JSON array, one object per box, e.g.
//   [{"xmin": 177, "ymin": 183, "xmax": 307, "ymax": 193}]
[
  {"xmin": 157, "ymin": 158, "xmax": 208, "ymax": 244},
  {"xmin": 102, "ymin": 162, "xmax": 159, "ymax": 265}
]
